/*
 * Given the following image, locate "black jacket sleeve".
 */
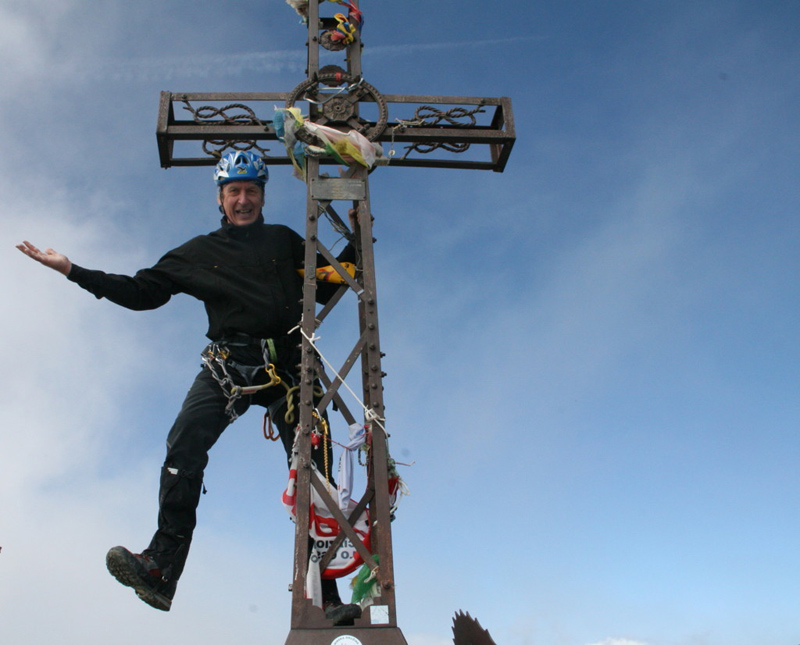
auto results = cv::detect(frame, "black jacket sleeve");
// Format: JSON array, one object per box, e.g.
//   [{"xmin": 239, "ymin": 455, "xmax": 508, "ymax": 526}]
[{"xmin": 67, "ymin": 263, "xmax": 176, "ymax": 311}]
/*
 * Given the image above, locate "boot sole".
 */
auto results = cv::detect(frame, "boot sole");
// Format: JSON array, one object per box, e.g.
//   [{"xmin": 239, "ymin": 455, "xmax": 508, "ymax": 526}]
[{"xmin": 106, "ymin": 548, "xmax": 172, "ymax": 612}]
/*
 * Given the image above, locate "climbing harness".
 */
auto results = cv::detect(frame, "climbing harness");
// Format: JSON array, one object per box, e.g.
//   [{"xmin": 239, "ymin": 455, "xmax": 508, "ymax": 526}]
[{"xmin": 201, "ymin": 337, "xmax": 292, "ymax": 422}]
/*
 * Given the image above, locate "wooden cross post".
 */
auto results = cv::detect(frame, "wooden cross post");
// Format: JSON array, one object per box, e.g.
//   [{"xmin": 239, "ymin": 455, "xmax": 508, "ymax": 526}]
[{"xmin": 155, "ymin": 2, "xmax": 514, "ymax": 643}]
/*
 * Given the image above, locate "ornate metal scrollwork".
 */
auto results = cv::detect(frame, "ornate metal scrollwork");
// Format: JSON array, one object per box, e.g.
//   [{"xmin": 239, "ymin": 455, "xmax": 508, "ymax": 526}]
[
  {"xmin": 286, "ymin": 72, "xmax": 388, "ymax": 143},
  {"xmin": 180, "ymin": 99, "xmax": 271, "ymax": 158},
  {"xmin": 396, "ymin": 103, "xmax": 486, "ymax": 157}
]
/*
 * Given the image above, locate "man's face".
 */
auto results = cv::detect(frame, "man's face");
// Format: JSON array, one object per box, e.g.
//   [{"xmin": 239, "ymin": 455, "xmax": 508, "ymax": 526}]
[{"xmin": 218, "ymin": 181, "xmax": 265, "ymax": 226}]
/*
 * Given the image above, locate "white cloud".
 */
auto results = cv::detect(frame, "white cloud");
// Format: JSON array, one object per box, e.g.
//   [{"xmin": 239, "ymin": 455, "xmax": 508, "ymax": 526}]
[
  {"xmin": 0, "ymin": 5, "xmax": 53, "ymax": 80},
  {"xmin": 0, "ymin": 2, "xmax": 88, "ymax": 91},
  {"xmin": 3, "ymin": 220, "xmax": 139, "ymax": 484},
  {"xmin": 0, "ymin": 2, "xmax": 304, "ymax": 91}
]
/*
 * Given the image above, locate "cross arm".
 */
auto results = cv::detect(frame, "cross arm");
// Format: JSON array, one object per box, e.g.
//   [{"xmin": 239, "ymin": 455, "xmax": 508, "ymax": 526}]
[{"xmin": 156, "ymin": 90, "xmax": 515, "ymax": 171}]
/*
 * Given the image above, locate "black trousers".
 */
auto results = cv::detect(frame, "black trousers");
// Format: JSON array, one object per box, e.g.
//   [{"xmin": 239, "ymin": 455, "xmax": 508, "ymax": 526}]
[{"xmin": 143, "ymin": 341, "xmax": 340, "ymax": 600}]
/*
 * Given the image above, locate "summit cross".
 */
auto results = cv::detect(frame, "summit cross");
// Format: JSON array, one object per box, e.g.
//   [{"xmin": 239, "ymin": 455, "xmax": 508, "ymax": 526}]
[{"xmin": 154, "ymin": 2, "xmax": 514, "ymax": 643}]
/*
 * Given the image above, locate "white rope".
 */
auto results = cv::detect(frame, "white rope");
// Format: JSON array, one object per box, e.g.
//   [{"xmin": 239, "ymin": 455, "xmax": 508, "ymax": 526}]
[
  {"xmin": 291, "ymin": 326, "xmax": 411, "ymax": 518},
  {"xmin": 293, "ymin": 325, "xmax": 388, "ymax": 437}
]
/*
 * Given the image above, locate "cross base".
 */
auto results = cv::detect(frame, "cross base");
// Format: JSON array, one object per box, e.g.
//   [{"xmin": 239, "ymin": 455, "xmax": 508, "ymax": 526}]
[
  {"xmin": 285, "ymin": 626, "xmax": 408, "ymax": 645},
  {"xmin": 286, "ymin": 598, "xmax": 409, "ymax": 645}
]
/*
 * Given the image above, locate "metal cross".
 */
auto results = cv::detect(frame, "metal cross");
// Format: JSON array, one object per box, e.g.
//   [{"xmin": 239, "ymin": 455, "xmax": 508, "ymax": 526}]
[{"xmin": 155, "ymin": 2, "xmax": 514, "ymax": 643}]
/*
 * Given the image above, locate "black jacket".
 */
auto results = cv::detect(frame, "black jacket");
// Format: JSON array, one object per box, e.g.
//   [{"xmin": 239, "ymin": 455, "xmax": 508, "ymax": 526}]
[{"xmin": 68, "ymin": 215, "xmax": 354, "ymax": 341}]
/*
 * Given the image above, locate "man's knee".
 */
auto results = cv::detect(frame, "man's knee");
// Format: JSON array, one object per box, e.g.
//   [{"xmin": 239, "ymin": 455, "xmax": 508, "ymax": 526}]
[{"xmin": 164, "ymin": 371, "xmax": 235, "ymax": 470}]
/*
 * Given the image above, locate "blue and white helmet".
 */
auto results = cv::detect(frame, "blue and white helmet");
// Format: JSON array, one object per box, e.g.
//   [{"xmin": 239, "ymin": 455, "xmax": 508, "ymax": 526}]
[{"xmin": 214, "ymin": 150, "xmax": 269, "ymax": 187}]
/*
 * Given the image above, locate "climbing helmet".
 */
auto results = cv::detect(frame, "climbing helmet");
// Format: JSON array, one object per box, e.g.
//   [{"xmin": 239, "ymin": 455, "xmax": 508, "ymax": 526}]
[{"xmin": 214, "ymin": 150, "xmax": 269, "ymax": 187}]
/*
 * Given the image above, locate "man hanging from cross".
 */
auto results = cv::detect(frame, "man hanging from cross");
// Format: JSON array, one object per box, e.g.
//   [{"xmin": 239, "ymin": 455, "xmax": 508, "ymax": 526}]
[{"xmin": 16, "ymin": 150, "xmax": 363, "ymax": 625}]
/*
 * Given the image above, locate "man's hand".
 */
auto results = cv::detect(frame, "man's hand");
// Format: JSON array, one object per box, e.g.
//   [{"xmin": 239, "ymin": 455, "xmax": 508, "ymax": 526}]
[{"xmin": 16, "ymin": 241, "xmax": 72, "ymax": 276}]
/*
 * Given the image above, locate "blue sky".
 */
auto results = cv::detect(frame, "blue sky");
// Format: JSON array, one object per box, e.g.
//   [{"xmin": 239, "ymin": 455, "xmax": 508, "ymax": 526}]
[{"xmin": 2, "ymin": 1, "xmax": 799, "ymax": 644}]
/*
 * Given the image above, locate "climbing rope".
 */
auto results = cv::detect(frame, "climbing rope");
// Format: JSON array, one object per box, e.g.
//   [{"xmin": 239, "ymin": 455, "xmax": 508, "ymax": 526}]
[
  {"xmin": 292, "ymin": 325, "xmax": 388, "ymax": 439},
  {"xmin": 312, "ymin": 410, "xmax": 333, "ymax": 491}
]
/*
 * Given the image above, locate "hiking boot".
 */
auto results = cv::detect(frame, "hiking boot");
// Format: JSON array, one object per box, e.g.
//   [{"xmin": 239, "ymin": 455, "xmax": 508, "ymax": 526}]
[
  {"xmin": 106, "ymin": 546, "xmax": 176, "ymax": 611},
  {"xmin": 324, "ymin": 600, "xmax": 362, "ymax": 626}
]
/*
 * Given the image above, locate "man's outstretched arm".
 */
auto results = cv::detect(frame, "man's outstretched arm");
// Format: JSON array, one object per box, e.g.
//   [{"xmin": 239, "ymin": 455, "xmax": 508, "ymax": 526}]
[
  {"xmin": 16, "ymin": 240, "xmax": 175, "ymax": 311},
  {"xmin": 16, "ymin": 241, "xmax": 72, "ymax": 276}
]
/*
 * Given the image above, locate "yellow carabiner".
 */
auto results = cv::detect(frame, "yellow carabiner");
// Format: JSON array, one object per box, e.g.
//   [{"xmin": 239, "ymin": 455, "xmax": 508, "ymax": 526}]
[{"xmin": 264, "ymin": 363, "xmax": 282, "ymax": 387}]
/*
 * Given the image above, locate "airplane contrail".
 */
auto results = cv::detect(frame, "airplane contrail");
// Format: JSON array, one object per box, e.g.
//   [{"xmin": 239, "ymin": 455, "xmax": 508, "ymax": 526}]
[{"xmin": 77, "ymin": 35, "xmax": 543, "ymax": 83}]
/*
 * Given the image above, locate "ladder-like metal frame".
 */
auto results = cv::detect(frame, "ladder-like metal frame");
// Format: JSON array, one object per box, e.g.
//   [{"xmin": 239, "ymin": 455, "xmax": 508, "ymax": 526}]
[
  {"xmin": 287, "ymin": 5, "xmax": 406, "ymax": 642},
  {"xmin": 287, "ymin": 160, "xmax": 405, "ymax": 644}
]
